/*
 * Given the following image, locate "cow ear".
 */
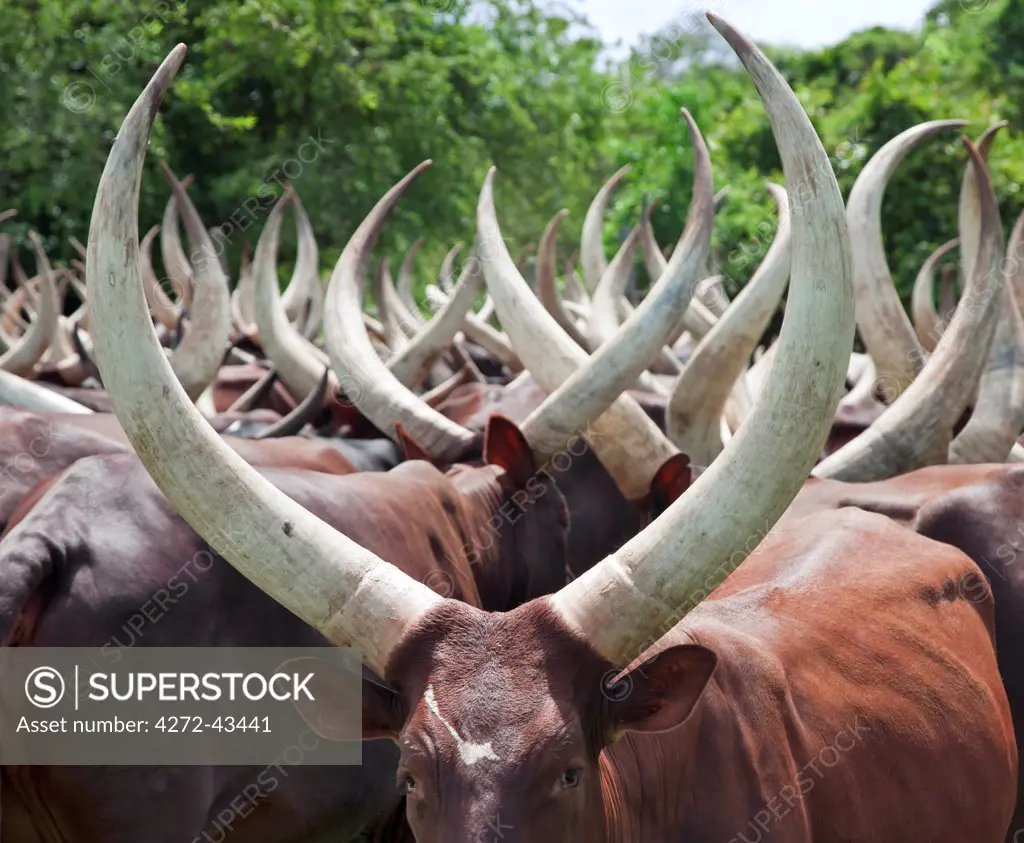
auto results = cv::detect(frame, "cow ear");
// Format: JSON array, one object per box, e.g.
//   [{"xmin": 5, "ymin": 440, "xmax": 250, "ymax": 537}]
[
  {"xmin": 604, "ymin": 644, "xmax": 716, "ymax": 737},
  {"xmin": 284, "ymin": 658, "xmax": 405, "ymax": 742},
  {"xmin": 483, "ymin": 415, "xmax": 536, "ymax": 488},
  {"xmin": 648, "ymin": 453, "xmax": 693, "ymax": 516},
  {"xmin": 395, "ymin": 423, "xmax": 433, "ymax": 463}
]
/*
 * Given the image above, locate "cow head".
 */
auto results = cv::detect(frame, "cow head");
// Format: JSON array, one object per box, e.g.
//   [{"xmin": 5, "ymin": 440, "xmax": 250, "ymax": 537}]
[
  {"xmin": 300, "ymin": 600, "xmax": 715, "ymax": 843},
  {"xmin": 399, "ymin": 414, "xmax": 571, "ymax": 607}
]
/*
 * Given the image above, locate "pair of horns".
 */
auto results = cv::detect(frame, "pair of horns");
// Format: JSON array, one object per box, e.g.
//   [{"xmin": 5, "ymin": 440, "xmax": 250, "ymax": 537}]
[{"xmin": 86, "ymin": 13, "xmax": 853, "ymax": 673}]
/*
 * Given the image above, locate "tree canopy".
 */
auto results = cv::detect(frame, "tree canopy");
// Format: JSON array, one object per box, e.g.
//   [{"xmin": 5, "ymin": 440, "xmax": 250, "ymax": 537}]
[{"xmin": 1, "ymin": 0, "xmax": 1020, "ymax": 305}]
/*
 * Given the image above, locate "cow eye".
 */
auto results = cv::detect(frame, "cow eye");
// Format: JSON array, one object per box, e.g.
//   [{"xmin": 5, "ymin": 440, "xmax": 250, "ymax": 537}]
[
  {"xmin": 403, "ymin": 773, "xmax": 416, "ymax": 792},
  {"xmin": 560, "ymin": 768, "xmax": 581, "ymax": 789}
]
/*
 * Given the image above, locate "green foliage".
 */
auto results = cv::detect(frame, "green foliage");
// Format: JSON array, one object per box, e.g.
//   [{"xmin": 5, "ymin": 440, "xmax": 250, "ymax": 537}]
[
  {"xmin": 606, "ymin": 2, "xmax": 1024, "ymax": 304},
  {"xmin": 0, "ymin": 0, "xmax": 610, "ymax": 292},
  {"xmin": 3, "ymin": 0, "xmax": 1024, "ymax": 312}
]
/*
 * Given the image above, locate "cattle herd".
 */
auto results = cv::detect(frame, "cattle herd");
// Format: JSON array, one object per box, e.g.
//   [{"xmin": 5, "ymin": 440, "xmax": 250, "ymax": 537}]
[{"xmin": 2, "ymin": 11, "xmax": 1024, "ymax": 843}]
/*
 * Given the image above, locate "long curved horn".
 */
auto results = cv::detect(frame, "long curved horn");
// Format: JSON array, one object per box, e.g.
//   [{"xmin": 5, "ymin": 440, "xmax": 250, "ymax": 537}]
[
  {"xmin": 323, "ymin": 162, "xmax": 475, "ymax": 462},
  {"xmin": 667, "ymin": 182, "xmax": 792, "ymax": 463},
  {"xmin": 911, "ymin": 238, "xmax": 959, "ymax": 352},
  {"xmin": 253, "ymin": 368, "xmax": 329, "ymax": 439},
  {"xmin": 252, "ymin": 190, "xmax": 334, "ymax": 402},
  {"xmin": 587, "ymin": 225, "xmax": 642, "ymax": 345},
  {"xmin": 159, "ymin": 163, "xmax": 232, "ymax": 401},
  {"xmin": 958, "ymin": 123, "xmax": 1006, "ymax": 292},
  {"xmin": 278, "ymin": 188, "xmax": 321, "ymax": 330},
  {"xmin": 639, "ymin": 209, "xmax": 718, "ymax": 344},
  {"xmin": 0, "ymin": 233, "xmax": 59, "ymax": 377},
  {"xmin": 950, "ymin": 159, "xmax": 1024, "ymax": 464},
  {"xmin": 518, "ymin": 109, "xmax": 714, "ymax": 465},
  {"xmin": 386, "ymin": 262, "xmax": 425, "ymax": 335},
  {"xmin": 11, "ymin": 252, "xmax": 29, "ymax": 291},
  {"xmin": 397, "ymin": 236, "xmax": 426, "ymax": 316},
  {"xmin": 1008, "ymin": 210, "xmax": 1024, "ymax": 309},
  {"xmin": 294, "ymin": 192, "xmax": 325, "ymax": 340},
  {"xmin": 388, "ymin": 246, "xmax": 483, "ymax": 387},
  {"xmin": 208, "ymin": 226, "xmax": 231, "ymax": 276},
  {"xmin": 0, "ymin": 368, "xmax": 93, "ymax": 413},
  {"xmin": 88, "ymin": 45, "xmax": 439, "ymax": 676},
  {"xmin": 239, "ymin": 241, "xmax": 256, "ymax": 324},
  {"xmin": 68, "ymin": 235, "xmax": 87, "ymax": 260},
  {"xmin": 562, "ymin": 252, "xmax": 589, "ymax": 307},
  {"xmin": 815, "ymin": 137, "xmax": 1004, "ymax": 481},
  {"xmin": 373, "ymin": 257, "xmax": 408, "ymax": 349},
  {"xmin": 159, "ymin": 176, "xmax": 195, "ymax": 309},
  {"xmin": 140, "ymin": 224, "xmax": 181, "ymax": 331},
  {"xmin": 847, "ymin": 119, "xmax": 966, "ymax": 393},
  {"xmin": 550, "ymin": 13, "xmax": 854, "ymax": 663},
  {"xmin": 947, "ymin": 284, "xmax": 1024, "ymax": 463},
  {"xmin": 536, "ymin": 210, "xmax": 591, "ymax": 349},
  {"xmin": 230, "ymin": 241, "xmax": 257, "ymax": 337},
  {"xmin": 580, "ymin": 165, "xmax": 631, "ymax": 293},
  {"xmin": 939, "ymin": 263, "xmax": 958, "ymax": 320},
  {"xmin": 438, "ymin": 241, "xmax": 463, "ymax": 293}
]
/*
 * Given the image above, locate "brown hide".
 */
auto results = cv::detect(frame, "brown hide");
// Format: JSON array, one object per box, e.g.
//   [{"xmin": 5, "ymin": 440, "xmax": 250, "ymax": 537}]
[
  {"xmin": 0, "ymin": 409, "xmax": 359, "ymax": 529},
  {"xmin": 787, "ymin": 462, "xmax": 1024, "ymax": 840},
  {"xmin": 323, "ymin": 508, "xmax": 1015, "ymax": 843}
]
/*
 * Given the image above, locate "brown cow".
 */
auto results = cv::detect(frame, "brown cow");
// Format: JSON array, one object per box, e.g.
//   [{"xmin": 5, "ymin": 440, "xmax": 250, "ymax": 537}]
[
  {"xmin": 0, "ymin": 408, "xmax": 366, "ymax": 528},
  {"xmin": 334, "ymin": 508, "xmax": 1014, "ymax": 843},
  {"xmin": 787, "ymin": 462, "xmax": 1024, "ymax": 840}
]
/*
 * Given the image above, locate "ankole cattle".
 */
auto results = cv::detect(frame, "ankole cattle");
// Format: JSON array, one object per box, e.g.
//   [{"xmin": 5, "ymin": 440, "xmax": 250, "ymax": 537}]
[
  {"xmin": 0, "ymin": 409, "xmax": 573, "ymax": 841},
  {"xmin": 13, "ymin": 12, "xmax": 1006, "ymax": 843}
]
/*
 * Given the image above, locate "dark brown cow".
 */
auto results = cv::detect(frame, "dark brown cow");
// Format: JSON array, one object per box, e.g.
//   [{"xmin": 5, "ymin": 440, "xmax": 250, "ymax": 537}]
[
  {"xmin": 0, "ymin": 417, "xmax": 569, "ymax": 842},
  {"xmin": 0, "ymin": 408, "xmax": 368, "ymax": 528},
  {"xmin": 428, "ymin": 375, "xmax": 688, "ymax": 576}
]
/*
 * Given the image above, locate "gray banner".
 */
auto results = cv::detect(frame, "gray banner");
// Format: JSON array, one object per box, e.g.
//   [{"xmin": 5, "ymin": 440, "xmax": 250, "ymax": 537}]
[{"xmin": 0, "ymin": 648, "xmax": 363, "ymax": 765}]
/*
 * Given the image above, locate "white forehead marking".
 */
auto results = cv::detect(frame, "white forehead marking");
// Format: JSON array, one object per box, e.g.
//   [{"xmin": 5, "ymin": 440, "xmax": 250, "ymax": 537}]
[{"xmin": 424, "ymin": 684, "xmax": 500, "ymax": 765}]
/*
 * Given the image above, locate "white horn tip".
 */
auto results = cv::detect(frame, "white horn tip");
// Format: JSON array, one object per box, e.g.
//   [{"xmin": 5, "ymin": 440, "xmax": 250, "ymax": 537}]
[{"xmin": 706, "ymin": 13, "xmax": 749, "ymax": 49}]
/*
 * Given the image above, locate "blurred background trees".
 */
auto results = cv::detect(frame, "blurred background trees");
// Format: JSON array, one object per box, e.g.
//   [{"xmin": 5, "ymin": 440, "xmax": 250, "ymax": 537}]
[{"xmin": 1, "ymin": 0, "xmax": 1022, "ymax": 305}]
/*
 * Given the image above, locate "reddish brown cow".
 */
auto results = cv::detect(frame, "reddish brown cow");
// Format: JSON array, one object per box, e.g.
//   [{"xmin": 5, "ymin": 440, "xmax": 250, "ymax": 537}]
[
  {"xmin": 293, "ymin": 508, "xmax": 1014, "ymax": 843},
  {"xmin": 787, "ymin": 462, "xmax": 1024, "ymax": 840}
]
